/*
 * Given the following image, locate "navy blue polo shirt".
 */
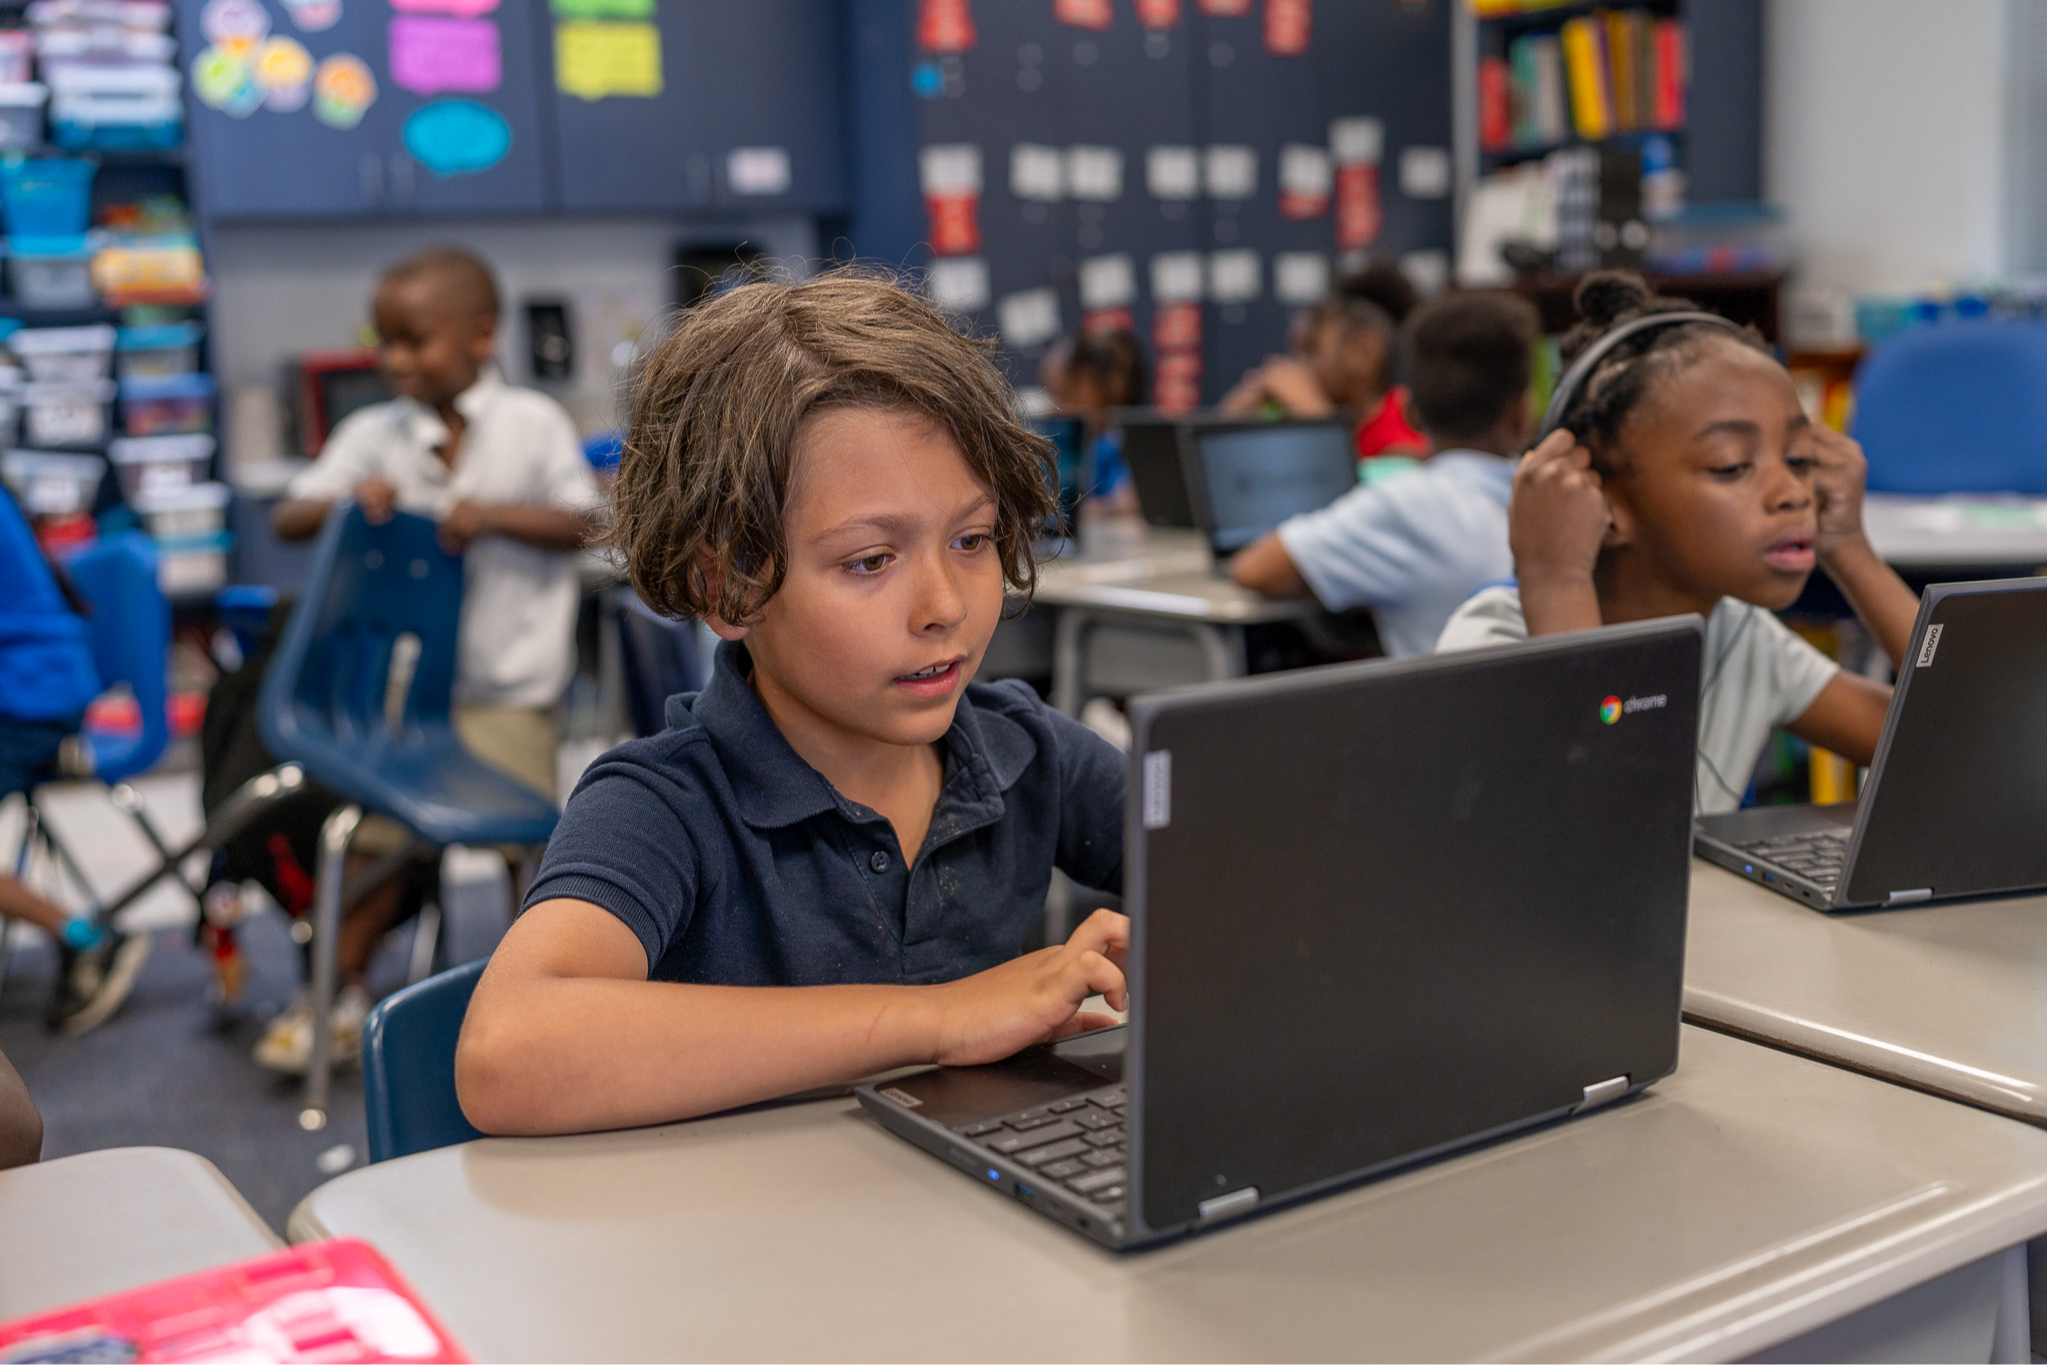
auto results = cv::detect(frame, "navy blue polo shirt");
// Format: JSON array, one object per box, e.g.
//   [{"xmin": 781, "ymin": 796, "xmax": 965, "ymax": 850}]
[{"xmin": 525, "ymin": 641, "xmax": 1126, "ymax": 985}]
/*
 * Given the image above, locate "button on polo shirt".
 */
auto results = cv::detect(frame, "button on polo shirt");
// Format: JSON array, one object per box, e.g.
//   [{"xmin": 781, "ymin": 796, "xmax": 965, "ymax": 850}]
[{"xmin": 526, "ymin": 641, "xmax": 1126, "ymax": 986}]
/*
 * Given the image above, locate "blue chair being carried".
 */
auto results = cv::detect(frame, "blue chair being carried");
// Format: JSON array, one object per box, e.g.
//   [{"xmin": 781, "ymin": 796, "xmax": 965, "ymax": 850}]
[
  {"xmin": 1852, "ymin": 321, "xmax": 2047, "ymax": 496},
  {"xmin": 362, "ymin": 957, "xmax": 486, "ymax": 1163},
  {"xmin": 260, "ymin": 506, "xmax": 559, "ymax": 1130}
]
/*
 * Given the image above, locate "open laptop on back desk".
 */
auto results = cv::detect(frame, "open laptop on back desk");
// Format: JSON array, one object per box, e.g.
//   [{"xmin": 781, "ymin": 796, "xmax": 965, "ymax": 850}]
[
  {"xmin": 860, "ymin": 618, "xmax": 1703, "ymax": 1249},
  {"xmin": 1695, "ymin": 577, "xmax": 2047, "ymax": 910},
  {"xmin": 1183, "ymin": 420, "xmax": 1357, "ymax": 563}
]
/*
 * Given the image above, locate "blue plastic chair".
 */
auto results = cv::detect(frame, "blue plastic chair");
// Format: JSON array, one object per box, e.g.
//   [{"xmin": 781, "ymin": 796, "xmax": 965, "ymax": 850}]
[
  {"xmin": 362, "ymin": 957, "xmax": 487, "ymax": 1163},
  {"xmin": 259, "ymin": 507, "xmax": 559, "ymax": 1128},
  {"xmin": 1852, "ymin": 322, "xmax": 2047, "ymax": 495},
  {"xmin": 65, "ymin": 533, "xmax": 169, "ymax": 783},
  {"xmin": 610, "ymin": 588, "xmax": 708, "ymax": 738}
]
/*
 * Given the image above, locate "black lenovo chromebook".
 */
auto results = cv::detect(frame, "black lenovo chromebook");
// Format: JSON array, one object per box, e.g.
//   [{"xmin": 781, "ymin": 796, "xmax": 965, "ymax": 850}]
[
  {"xmin": 1183, "ymin": 420, "xmax": 1358, "ymax": 559},
  {"xmin": 1114, "ymin": 410, "xmax": 1200, "ymax": 529},
  {"xmin": 1695, "ymin": 577, "xmax": 2047, "ymax": 910},
  {"xmin": 859, "ymin": 618, "xmax": 1703, "ymax": 1250}
]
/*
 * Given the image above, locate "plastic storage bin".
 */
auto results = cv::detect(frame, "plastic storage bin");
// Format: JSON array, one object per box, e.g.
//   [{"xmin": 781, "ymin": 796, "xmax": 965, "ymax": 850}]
[
  {"xmin": 0, "ymin": 84, "xmax": 48, "ymax": 151},
  {"xmin": 109, "ymin": 432, "xmax": 212, "ymax": 497},
  {"xmin": 131, "ymin": 478, "xmax": 226, "ymax": 538},
  {"xmin": 1, "ymin": 448, "xmax": 103, "ymax": 514},
  {"xmin": 0, "ymin": 33, "xmax": 32, "ymax": 84},
  {"xmin": 119, "ymin": 370, "xmax": 211, "ymax": 436},
  {"xmin": 27, "ymin": 0, "xmax": 173, "ymax": 28},
  {"xmin": 113, "ymin": 320, "xmax": 199, "ymax": 379},
  {"xmin": 92, "ymin": 233, "xmax": 202, "ymax": 303},
  {"xmin": 47, "ymin": 64, "xmax": 179, "ymax": 151},
  {"xmin": 11, "ymin": 323, "xmax": 113, "ymax": 382},
  {"xmin": 23, "ymin": 376, "xmax": 111, "ymax": 446},
  {"xmin": 0, "ymin": 157, "xmax": 94, "ymax": 238},
  {"xmin": 8, "ymin": 235, "xmax": 96, "ymax": 306},
  {"xmin": 153, "ymin": 529, "xmax": 229, "ymax": 595}
]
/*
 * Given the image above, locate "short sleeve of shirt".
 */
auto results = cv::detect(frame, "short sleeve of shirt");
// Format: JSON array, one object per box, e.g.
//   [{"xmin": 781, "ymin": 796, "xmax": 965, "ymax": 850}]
[
  {"xmin": 1275, "ymin": 481, "xmax": 1426, "ymax": 612},
  {"xmin": 1435, "ymin": 584, "xmax": 1528, "ymax": 651},
  {"xmin": 524, "ymin": 744, "xmax": 705, "ymax": 972},
  {"xmin": 285, "ymin": 407, "xmax": 386, "ymax": 503},
  {"xmin": 1038, "ymin": 697, "xmax": 1126, "ymax": 894},
  {"xmin": 1733, "ymin": 605, "xmax": 1842, "ymax": 728},
  {"xmin": 530, "ymin": 398, "xmax": 603, "ymax": 514}
]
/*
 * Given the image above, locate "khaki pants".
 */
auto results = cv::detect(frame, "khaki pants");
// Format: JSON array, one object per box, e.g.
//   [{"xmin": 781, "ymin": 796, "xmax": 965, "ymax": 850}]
[{"xmin": 353, "ymin": 704, "xmax": 560, "ymax": 855}]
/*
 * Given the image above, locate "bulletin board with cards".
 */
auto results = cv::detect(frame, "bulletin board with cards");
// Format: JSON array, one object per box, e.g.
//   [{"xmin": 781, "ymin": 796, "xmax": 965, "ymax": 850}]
[
  {"xmin": 177, "ymin": 0, "xmax": 846, "ymax": 220},
  {"xmin": 902, "ymin": 0, "xmax": 1456, "ymax": 407}
]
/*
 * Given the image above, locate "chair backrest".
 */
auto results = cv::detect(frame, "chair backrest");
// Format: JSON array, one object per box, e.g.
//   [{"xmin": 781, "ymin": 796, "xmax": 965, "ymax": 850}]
[
  {"xmin": 362, "ymin": 957, "xmax": 487, "ymax": 1163},
  {"xmin": 260, "ymin": 506, "xmax": 464, "ymax": 765},
  {"xmin": 66, "ymin": 533, "xmax": 168, "ymax": 782},
  {"xmin": 1852, "ymin": 321, "xmax": 2047, "ymax": 495},
  {"xmin": 611, "ymin": 588, "xmax": 707, "ymax": 737}
]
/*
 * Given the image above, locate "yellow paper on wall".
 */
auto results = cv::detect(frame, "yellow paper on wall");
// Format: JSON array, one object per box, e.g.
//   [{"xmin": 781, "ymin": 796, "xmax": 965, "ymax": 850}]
[{"xmin": 556, "ymin": 20, "xmax": 662, "ymax": 100}]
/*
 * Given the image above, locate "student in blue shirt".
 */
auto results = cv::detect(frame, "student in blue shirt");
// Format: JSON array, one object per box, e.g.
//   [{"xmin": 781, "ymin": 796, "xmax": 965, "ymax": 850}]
[
  {"xmin": 0, "ymin": 489, "xmax": 151, "ymax": 1034},
  {"xmin": 1229, "ymin": 291, "xmax": 1542, "ymax": 656},
  {"xmin": 457, "ymin": 274, "xmax": 1130, "ymax": 1135}
]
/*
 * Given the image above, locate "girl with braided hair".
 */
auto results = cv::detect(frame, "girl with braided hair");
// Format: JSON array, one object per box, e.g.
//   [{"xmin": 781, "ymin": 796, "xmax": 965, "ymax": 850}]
[{"xmin": 1438, "ymin": 271, "xmax": 1920, "ymax": 814}]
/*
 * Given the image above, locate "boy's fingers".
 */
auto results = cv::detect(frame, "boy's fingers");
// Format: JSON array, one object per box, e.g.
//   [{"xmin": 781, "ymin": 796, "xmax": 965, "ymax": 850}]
[
  {"xmin": 1070, "ymin": 949, "xmax": 1127, "ymax": 1011},
  {"xmin": 1065, "ymin": 908, "xmax": 1129, "ymax": 955}
]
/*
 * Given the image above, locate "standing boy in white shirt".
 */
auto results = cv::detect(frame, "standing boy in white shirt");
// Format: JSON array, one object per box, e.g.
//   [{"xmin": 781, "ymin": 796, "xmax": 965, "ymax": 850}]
[
  {"xmin": 264, "ymin": 245, "xmax": 599, "ymax": 1069},
  {"xmin": 1229, "ymin": 291, "xmax": 1540, "ymax": 656}
]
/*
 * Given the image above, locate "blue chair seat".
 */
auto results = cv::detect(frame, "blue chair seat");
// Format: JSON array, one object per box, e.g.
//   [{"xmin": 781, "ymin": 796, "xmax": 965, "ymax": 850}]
[
  {"xmin": 268, "ymin": 720, "xmax": 560, "ymax": 847},
  {"xmin": 362, "ymin": 958, "xmax": 487, "ymax": 1163}
]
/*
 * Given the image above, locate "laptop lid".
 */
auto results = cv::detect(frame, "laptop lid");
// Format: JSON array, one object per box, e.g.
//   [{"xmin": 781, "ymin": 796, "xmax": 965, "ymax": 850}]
[
  {"xmin": 1842, "ymin": 577, "xmax": 2047, "ymax": 906},
  {"xmin": 1113, "ymin": 410, "xmax": 1197, "ymax": 529},
  {"xmin": 1184, "ymin": 420, "xmax": 1357, "ymax": 555},
  {"xmin": 1123, "ymin": 618, "xmax": 1702, "ymax": 1239}
]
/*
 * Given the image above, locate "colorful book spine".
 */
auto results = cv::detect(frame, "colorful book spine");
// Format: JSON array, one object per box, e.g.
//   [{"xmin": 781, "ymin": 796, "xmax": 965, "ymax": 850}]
[
  {"xmin": 1480, "ymin": 55, "xmax": 1513, "ymax": 151},
  {"xmin": 1653, "ymin": 19, "xmax": 1687, "ymax": 129},
  {"xmin": 1559, "ymin": 15, "xmax": 1613, "ymax": 142},
  {"xmin": 1529, "ymin": 34, "xmax": 1566, "ymax": 146},
  {"xmin": 1605, "ymin": 9, "xmax": 1642, "ymax": 133}
]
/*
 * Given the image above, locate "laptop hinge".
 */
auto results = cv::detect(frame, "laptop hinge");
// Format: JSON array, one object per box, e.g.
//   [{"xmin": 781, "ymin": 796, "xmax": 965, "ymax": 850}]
[
  {"xmin": 1576, "ymin": 1075, "xmax": 1630, "ymax": 1113},
  {"xmin": 1887, "ymin": 888, "xmax": 1933, "ymax": 905},
  {"xmin": 1197, "ymin": 1187, "xmax": 1259, "ymax": 1223}
]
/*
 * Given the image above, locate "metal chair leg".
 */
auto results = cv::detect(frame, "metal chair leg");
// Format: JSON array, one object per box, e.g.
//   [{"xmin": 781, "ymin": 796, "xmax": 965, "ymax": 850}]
[
  {"xmin": 302, "ymin": 803, "xmax": 363, "ymax": 1132},
  {"xmin": 1, "ymin": 799, "xmax": 38, "ymax": 1003},
  {"xmin": 406, "ymin": 901, "xmax": 442, "ymax": 987}
]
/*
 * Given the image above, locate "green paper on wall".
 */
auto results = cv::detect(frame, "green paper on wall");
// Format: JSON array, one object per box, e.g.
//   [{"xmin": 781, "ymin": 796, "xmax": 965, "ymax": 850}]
[
  {"xmin": 550, "ymin": 0, "xmax": 654, "ymax": 20},
  {"xmin": 555, "ymin": 20, "xmax": 661, "ymax": 100}
]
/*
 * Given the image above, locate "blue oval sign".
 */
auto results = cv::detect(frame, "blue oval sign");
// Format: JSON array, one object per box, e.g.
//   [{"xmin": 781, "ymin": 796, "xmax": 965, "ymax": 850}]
[{"xmin": 403, "ymin": 99, "xmax": 511, "ymax": 177}]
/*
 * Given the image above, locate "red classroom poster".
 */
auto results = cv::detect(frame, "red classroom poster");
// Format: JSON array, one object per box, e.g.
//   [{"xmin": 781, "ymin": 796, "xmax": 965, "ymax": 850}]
[{"xmin": 917, "ymin": 0, "xmax": 974, "ymax": 53}]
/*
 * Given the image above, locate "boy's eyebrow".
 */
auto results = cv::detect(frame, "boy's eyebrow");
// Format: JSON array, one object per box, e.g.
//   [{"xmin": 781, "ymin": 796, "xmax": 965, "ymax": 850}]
[{"xmin": 812, "ymin": 493, "xmax": 995, "ymax": 542}]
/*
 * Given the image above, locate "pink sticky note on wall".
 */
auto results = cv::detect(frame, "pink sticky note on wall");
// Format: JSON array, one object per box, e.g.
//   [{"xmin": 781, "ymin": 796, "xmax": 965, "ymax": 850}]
[
  {"xmin": 389, "ymin": 15, "xmax": 501, "ymax": 95},
  {"xmin": 391, "ymin": 0, "xmax": 502, "ymax": 16}
]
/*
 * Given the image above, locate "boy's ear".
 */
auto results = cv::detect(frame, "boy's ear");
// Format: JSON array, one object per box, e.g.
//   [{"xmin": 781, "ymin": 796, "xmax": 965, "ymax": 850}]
[
  {"xmin": 695, "ymin": 547, "xmax": 749, "ymax": 641},
  {"xmin": 468, "ymin": 313, "xmax": 498, "ymax": 364}
]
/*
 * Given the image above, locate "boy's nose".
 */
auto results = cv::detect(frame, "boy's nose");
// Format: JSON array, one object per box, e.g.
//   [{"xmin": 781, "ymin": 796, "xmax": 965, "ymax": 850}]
[{"xmin": 910, "ymin": 556, "xmax": 969, "ymax": 633}]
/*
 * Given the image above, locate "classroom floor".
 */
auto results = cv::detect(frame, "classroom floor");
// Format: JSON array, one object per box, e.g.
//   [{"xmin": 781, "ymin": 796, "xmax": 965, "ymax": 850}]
[{"xmin": 0, "ymin": 769, "xmax": 523, "ymax": 1235}]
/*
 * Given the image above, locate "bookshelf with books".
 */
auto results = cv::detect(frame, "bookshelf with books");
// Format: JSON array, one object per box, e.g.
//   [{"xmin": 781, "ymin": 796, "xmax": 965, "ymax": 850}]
[{"xmin": 1461, "ymin": 0, "xmax": 1760, "ymax": 206}]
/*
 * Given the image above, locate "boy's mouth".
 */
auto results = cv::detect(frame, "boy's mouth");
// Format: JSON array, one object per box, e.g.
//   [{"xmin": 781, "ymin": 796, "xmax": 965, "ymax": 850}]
[
  {"xmin": 1763, "ymin": 530, "xmax": 1816, "ymax": 573},
  {"xmin": 894, "ymin": 656, "xmax": 965, "ymax": 698}
]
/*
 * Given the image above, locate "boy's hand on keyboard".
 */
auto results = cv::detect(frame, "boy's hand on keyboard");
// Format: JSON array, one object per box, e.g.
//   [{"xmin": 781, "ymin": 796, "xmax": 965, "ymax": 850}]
[
  {"xmin": 1810, "ymin": 425, "xmax": 1872, "ymax": 560},
  {"xmin": 925, "ymin": 909, "xmax": 1128, "ymax": 1067},
  {"xmin": 353, "ymin": 476, "xmax": 398, "ymax": 525}
]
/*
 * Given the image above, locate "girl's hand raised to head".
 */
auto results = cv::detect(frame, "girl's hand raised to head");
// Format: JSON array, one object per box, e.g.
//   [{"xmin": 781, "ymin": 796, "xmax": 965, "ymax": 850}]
[
  {"xmin": 924, "ymin": 908, "xmax": 1128, "ymax": 1068},
  {"xmin": 1511, "ymin": 430, "xmax": 1613, "ymax": 637},
  {"xmin": 1810, "ymin": 425, "xmax": 1874, "ymax": 560}
]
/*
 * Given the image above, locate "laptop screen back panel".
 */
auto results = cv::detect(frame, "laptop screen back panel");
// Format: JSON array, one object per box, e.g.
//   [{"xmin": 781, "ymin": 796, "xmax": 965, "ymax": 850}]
[
  {"xmin": 1844, "ymin": 578, "xmax": 2047, "ymax": 906},
  {"xmin": 1117, "ymin": 416, "xmax": 1197, "ymax": 528},
  {"xmin": 1189, "ymin": 422, "xmax": 1358, "ymax": 554},
  {"xmin": 1125, "ymin": 622, "xmax": 1702, "ymax": 1237}
]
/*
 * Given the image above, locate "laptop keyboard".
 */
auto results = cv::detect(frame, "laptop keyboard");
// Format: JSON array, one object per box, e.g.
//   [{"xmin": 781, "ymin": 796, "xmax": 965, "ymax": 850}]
[
  {"xmin": 1735, "ymin": 830, "xmax": 1850, "ymax": 891},
  {"xmin": 956, "ymin": 1089, "xmax": 1127, "ymax": 1215}
]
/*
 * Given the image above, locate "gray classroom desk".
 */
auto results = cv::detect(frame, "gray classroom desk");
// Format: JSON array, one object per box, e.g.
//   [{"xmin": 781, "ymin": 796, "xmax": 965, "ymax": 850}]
[
  {"xmin": 1861, "ymin": 493, "xmax": 2047, "ymax": 570},
  {"xmin": 0, "ymin": 1147, "xmax": 280, "ymax": 1321},
  {"xmin": 1028, "ymin": 521, "xmax": 1319, "ymax": 714},
  {"xmin": 290, "ymin": 1025, "xmax": 2047, "ymax": 1363},
  {"xmin": 1684, "ymin": 863, "xmax": 2047, "ymax": 1345}
]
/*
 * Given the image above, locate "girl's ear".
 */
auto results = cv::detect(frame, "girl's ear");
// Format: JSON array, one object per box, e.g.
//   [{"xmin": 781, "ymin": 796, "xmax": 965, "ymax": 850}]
[
  {"xmin": 1600, "ymin": 474, "xmax": 1636, "ymax": 551},
  {"xmin": 695, "ymin": 547, "xmax": 750, "ymax": 641}
]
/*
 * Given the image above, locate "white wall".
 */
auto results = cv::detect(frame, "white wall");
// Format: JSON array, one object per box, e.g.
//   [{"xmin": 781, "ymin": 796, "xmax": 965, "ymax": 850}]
[
  {"xmin": 1766, "ymin": 0, "xmax": 2010, "ymax": 294},
  {"xmin": 205, "ymin": 214, "xmax": 819, "ymax": 442}
]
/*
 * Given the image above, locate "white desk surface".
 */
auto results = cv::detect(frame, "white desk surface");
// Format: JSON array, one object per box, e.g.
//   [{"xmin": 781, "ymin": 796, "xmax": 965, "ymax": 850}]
[
  {"xmin": 1862, "ymin": 493, "xmax": 2047, "ymax": 569},
  {"xmin": 1687, "ymin": 860, "xmax": 2047, "ymax": 1124},
  {"xmin": 1030, "ymin": 522, "xmax": 1320, "ymax": 623},
  {"xmin": 0, "ymin": 1147, "xmax": 281, "ymax": 1322},
  {"xmin": 290, "ymin": 1025, "xmax": 2047, "ymax": 1364}
]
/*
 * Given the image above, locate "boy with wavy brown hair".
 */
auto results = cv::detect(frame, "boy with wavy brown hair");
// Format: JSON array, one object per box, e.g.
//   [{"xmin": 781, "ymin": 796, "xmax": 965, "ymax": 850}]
[{"xmin": 458, "ymin": 272, "xmax": 1130, "ymax": 1135}]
